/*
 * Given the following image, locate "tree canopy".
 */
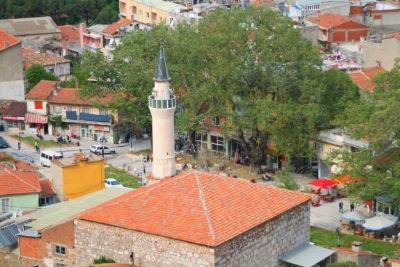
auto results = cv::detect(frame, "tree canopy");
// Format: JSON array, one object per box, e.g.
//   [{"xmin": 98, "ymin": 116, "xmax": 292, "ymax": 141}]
[
  {"xmin": 76, "ymin": 7, "xmax": 358, "ymax": 170},
  {"xmin": 0, "ymin": 0, "xmax": 119, "ymax": 25},
  {"xmin": 25, "ymin": 64, "xmax": 58, "ymax": 91}
]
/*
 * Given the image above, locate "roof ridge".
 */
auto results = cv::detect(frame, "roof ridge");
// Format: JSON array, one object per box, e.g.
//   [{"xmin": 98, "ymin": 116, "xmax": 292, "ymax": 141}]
[
  {"xmin": 360, "ymin": 70, "xmax": 372, "ymax": 81},
  {"xmin": 194, "ymin": 172, "xmax": 216, "ymax": 244},
  {"xmin": 3, "ymin": 168, "xmax": 40, "ymax": 192}
]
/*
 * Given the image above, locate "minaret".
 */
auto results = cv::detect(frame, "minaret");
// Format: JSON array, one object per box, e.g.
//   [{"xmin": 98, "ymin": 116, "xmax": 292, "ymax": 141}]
[{"xmin": 148, "ymin": 48, "xmax": 177, "ymax": 179}]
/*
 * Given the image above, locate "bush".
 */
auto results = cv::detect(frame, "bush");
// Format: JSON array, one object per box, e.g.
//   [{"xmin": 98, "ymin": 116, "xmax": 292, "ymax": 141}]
[
  {"xmin": 25, "ymin": 64, "xmax": 58, "ymax": 91},
  {"xmin": 93, "ymin": 256, "xmax": 115, "ymax": 264}
]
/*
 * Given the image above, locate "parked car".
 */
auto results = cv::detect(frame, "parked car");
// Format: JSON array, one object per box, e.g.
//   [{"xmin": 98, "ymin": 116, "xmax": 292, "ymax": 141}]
[
  {"xmin": 0, "ymin": 137, "xmax": 8, "ymax": 148},
  {"xmin": 105, "ymin": 178, "xmax": 124, "ymax": 188},
  {"xmin": 90, "ymin": 145, "xmax": 116, "ymax": 155},
  {"xmin": 40, "ymin": 150, "xmax": 63, "ymax": 167}
]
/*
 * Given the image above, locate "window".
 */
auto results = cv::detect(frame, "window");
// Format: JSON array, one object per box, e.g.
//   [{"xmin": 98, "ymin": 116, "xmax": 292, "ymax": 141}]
[
  {"xmin": 146, "ymin": 12, "xmax": 150, "ymax": 18},
  {"xmin": 1, "ymin": 198, "xmax": 10, "ymax": 213},
  {"xmin": 34, "ymin": 101, "xmax": 43, "ymax": 110},
  {"xmin": 132, "ymin": 6, "xmax": 137, "ymax": 14},
  {"xmin": 212, "ymin": 116, "xmax": 220, "ymax": 126},
  {"xmin": 82, "ymin": 107, "xmax": 90, "ymax": 113},
  {"xmin": 99, "ymin": 109, "xmax": 108, "ymax": 115},
  {"xmin": 55, "ymin": 245, "xmax": 66, "ymax": 255},
  {"xmin": 211, "ymin": 135, "xmax": 224, "ymax": 152},
  {"xmin": 195, "ymin": 133, "xmax": 208, "ymax": 151},
  {"xmin": 54, "ymin": 105, "xmax": 61, "ymax": 114},
  {"xmin": 39, "ymin": 196, "xmax": 54, "ymax": 207}
]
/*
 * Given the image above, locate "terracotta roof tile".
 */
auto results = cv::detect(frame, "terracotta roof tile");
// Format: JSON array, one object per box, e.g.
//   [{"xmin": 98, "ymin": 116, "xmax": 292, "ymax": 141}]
[
  {"xmin": 103, "ymin": 18, "xmax": 133, "ymax": 36},
  {"xmin": 22, "ymin": 47, "xmax": 70, "ymax": 68},
  {"xmin": 3, "ymin": 101, "xmax": 26, "ymax": 118},
  {"xmin": 26, "ymin": 80, "xmax": 57, "ymax": 100},
  {"xmin": 48, "ymin": 87, "xmax": 114, "ymax": 106},
  {"xmin": 58, "ymin": 25, "xmax": 80, "ymax": 45},
  {"xmin": 308, "ymin": 13, "xmax": 367, "ymax": 29},
  {"xmin": 349, "ymin": 67, "xmax": 385, "ymax": 92},
  {"xmin": 40, "ymin": 179, "xmax": 56, "ymax": 197},
  {"xmin": 0, "ymin": 167, "xmax": 41, "ymax": 196},
  {"xmin": 0, "ymin": 28, "xmax": 20, "ymax": 52},
  {"xmin": 15, "ymin": 161, "xmax": 37, "ymax": 171},
  {"xmin": 80, "ymin": 171, "xmax": 311, "ymax": 246}
]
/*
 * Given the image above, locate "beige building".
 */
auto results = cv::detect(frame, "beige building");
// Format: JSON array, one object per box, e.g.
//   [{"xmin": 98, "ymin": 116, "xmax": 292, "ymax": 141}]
[{"xmin": 362, "ymin": 33, "xmax": 400, "ymax": 71}]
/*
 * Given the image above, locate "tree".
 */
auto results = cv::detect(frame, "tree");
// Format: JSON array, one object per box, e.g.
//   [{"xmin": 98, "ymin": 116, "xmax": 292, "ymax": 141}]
[
  {"xmin": 96, "ymin": 3, "xmax": 119, "ymax": 24},
  {"xmin": 25, "ymin": 64, "xmax": 58, "ymax": 91},
  {"xmin": 76, "ymin": 7, "xmax": 358, "ymax": 171},
  {"xmin": 275, "ymin": 163, "xmax": 299, "ymax": 191}
]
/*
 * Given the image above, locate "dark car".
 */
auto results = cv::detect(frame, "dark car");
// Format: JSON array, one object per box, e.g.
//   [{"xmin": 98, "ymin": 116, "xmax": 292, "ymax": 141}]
[{"xmin": 0, "ymin": 137, "xmax": 9, "ymax": 148}]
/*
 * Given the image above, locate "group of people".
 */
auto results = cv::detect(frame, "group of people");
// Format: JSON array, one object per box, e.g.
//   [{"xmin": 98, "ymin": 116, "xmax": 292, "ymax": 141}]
[{"xmin": 339, "ymin": 201, "xmax": 355, "ymax": 213}]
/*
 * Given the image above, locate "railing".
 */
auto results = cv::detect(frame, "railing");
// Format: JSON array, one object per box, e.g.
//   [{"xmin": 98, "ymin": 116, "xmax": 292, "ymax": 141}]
[
  {"xmin": 148, "ymin": 96, "xmax": 176, "ymax": 109},
  {"xmin": 319, "ymin": 131, "xmax": 368, "ymax": 149}
]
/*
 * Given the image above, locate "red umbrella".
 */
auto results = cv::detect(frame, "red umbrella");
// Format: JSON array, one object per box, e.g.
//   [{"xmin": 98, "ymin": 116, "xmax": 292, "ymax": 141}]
[{"xmin": 309, "ymin": 178, "xmax": 338, "ymax": 188}]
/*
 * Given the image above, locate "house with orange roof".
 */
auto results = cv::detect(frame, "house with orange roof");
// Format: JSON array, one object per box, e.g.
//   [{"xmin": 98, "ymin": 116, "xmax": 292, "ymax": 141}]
[
  {"xmin": 362, "ymin": 32, "xmax": 400, "ymax": 71},
  {"xmin": 22, "ymin": 47, "xmax": 71, "ymax": 80},
  {"xmin": 0, "ymin": 28, "xmax": 25, "ymax": 101},
  {"xmin": 58, "ymin": 25, "xmax": 81, "ymax": 56},
  {"xmin": 307, "ymin": 13, "xmax": 368, "ymax": 51},
  {"xmin": 71, "ymin": 171, "xmax": 334, "ymax": 266},
  {"xmin": 349, "ymin": 66, "xmax": 385, "ymax": 92},
  {"xmin": 48, "ymin": 87, "xmax": 118, "ymax": 143}
]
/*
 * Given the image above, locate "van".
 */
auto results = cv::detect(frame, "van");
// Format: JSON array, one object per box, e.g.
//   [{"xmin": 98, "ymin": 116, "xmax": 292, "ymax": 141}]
[{"xmin": 40, "ymin": 150, "xmax": 63, "ymax": 167}]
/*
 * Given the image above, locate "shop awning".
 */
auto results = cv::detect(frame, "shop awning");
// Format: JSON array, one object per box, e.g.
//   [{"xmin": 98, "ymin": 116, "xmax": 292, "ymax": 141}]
[
  {"xmin": 279, "ymin": 243, "xmax": 335, "ymax": 267},
  {"xmin": 25, "ymin": 113, "xmax": 48, "ymax": 124}
]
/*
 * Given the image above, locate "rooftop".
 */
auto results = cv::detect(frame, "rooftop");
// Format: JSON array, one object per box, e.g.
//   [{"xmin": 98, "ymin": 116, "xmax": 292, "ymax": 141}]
[
  {"xmin": 39, "ymin": 179, "xmax": 56, "ymax": 197},
  {"xmin": 25, "ymin": 80, "xmax": 57, "ymax": 100},
  {"xmin": 48, "ymin": 87, "xmax": 114, "ymax": 106},
  {"xmin": 20, "ymin": 187, "xmax": 131, "ymax": 231},
  {"xmin": 3, "ymin": 101, "xmax": 26, "ymax": 119},
  {"xmin": 58, "ymin": 25, "xmax": 80, "ymax": 44},
  {"xmin": 308, "ymin": 13, "xmax": 367, "ymax": 29},
  {"xmin": 0, "ymin": 28, "xmax": 20, "ymax": 52},
  {"xmin": 0, "ymin": 16, "xmax": 60, "ymax": 36},
  {"xmin": 349, "ymin": 66, "xmax": 385, "ymax": 92},
  {"xmin": 135, "ymin": 0, "xmax": 185, "ymax": 13},
  {"xmin": 0, "ymin": 167, "xmax": 41, "ymax": 196},
  {"xmin": 80, "ymin": 171, "xmax": 311, "ymax": 247},
  {"xmin": 103, "ymin": 18, "xmax": 133, "ymax": 36},
  {"xmin": 22, "ymin": 47, "xmax": 70, "ymax": 68},
  {"xmin": 52, "ymin": 153, "xmax": 104, "ymax": 167}
]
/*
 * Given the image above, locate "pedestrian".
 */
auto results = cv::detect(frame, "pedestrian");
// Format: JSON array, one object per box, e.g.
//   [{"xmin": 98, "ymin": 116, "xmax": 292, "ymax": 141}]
[
  {"xmin": 143, "ymin": 164, "xmax": 146, "ymax": 174},
  {"xmin": 17, "ymin": 141, "xmax": 21, "ymax": 150},
  {"xmin": 339, "ymin": 201, "xmax": 344, "ymax": 213},
  {"xmin": 34, "ymin": 141, "xmax": 38, "ymax": 153},
  {"xmin": 350, "ymin": 202, "xmax": 355, "ymax": 212},
  {"xmin": 146, "ymin": 154, "xmax": 150, "ymax": 162}
]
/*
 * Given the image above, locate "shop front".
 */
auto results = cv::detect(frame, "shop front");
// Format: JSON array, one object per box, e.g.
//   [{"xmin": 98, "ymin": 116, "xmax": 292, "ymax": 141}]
[
  {"xmin": 3, "ymin": 101, "xmax": 26, "ymax": 135},
  {"xmin": 25, "ymin": 113, "xmax": 49, "ymax": 135}
]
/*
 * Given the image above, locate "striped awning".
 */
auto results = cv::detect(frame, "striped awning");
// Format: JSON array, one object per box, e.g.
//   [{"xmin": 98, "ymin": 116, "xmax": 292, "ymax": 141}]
[{"xmin": 25, "ymin": 113, "xmax": 48, "ymax": 124}]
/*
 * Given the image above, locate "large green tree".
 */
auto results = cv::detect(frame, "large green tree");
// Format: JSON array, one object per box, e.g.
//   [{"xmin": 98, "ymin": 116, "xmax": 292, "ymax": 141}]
[
  {"xmin": 25, "ymin": 64, "xmax": 58, "ymax": 91},
  {"xmin": 76, "ymin": 7, "xmax": 358, "ymax": 170}
]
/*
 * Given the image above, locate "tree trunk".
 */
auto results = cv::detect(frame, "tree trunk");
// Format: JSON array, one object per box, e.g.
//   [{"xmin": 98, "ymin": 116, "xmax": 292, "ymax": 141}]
[{"xmin": 238, "ymin": 128, "xmax": 267, "ymax": 173}]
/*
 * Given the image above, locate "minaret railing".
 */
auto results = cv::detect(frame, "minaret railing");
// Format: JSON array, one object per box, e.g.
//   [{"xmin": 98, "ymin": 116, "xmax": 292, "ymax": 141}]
[{"xmin": 148, "ymin": 96, "xmax": 176, "ymax": 109}]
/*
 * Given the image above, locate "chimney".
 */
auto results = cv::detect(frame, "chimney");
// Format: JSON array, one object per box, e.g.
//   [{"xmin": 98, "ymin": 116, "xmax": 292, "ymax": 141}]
[
  {"xmin": 351, "ymin": 241, "xmax": 362, "ymax": 252},
  {"xmin": 79, "ymin": 23, "xmax": 86, "ymax": 48}
]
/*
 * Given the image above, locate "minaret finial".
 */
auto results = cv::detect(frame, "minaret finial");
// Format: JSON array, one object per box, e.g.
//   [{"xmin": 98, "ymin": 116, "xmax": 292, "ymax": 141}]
[{"xmin": 154, "ymin": 47, "xmax": 170, "ymax": 82}]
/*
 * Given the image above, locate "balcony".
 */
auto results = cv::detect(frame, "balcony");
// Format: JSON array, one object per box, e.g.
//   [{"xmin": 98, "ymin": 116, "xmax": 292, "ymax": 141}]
[
  {"xmin": 148, "ymin": 96, "xmax": 176, "ymax": 109},
  {"xmin": 64, "ymin": 111, "xmax": 111, "ymax": 125},
  {"xmin": 319, "ymin": 129, "xmax": 369, "ymax": 149}
]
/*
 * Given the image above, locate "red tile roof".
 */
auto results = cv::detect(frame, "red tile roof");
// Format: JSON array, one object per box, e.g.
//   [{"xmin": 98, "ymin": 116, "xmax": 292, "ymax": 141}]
[
  {"xmin": 349, "ymin": 67, "xmax": 385, "ymax": 92},
  {"xmin": 58, "ymin": 25, "xmax": 80, "ymax": 45},
  {"xmin": 0, "ymin": 167, "xmax": 41, "ymax": 196},
  {"xmin": 103, "ymin": 18, "xmax": 133, "ymax": 36},
  {"xmin": 48, "ymin": 87, "xmax": 114, "ymax": 106},
  {"xmin": 3, "ymin": 101, "xmax": 26, "ymax": 119},
  {"xmin": 308, "ymin": 13, "xmax": 367, "ymax": 29},
  {"xmin": 0, "ymin": 28, "xmax": 20, "ymax": 52},
  {"xmin": 15, "ymin": 161, "xmax": 37, "ymax": 171},
  {"xmin": 39, "ymin": 179, "xmax": 56, "ymax": 197},
  {"xmin": 22, "ymin": 47, "xmax": 70, "ymax": 68},
  {"xmin": 80, "ymin": 171, "xmax": 311, "ymax": 246},
  {"xmin": 26, "ymin": 80, "xmax": 57, "ymax": 100}
]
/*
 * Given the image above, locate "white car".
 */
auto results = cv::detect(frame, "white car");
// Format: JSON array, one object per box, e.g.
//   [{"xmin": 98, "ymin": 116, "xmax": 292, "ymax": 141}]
[
  {"xmin": 105, "ymin": 178, "xmax": 124, "ymax": 188},
  {"xmin": 90, "ymin": 145, "xmax": 116, "ymax": 155}
]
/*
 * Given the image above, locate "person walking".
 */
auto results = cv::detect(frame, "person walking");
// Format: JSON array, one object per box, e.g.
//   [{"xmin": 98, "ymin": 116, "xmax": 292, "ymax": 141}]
[
  {"xmin": 17, "ymin": 141, "xmax": 21, "ymax": 150},
  {"xmin": 34, "ymin": 141, "xmax": 38, "ymax": 153},
  {"xmin": 143, "ymin": 164, "xmax": 146, "ymax": 175},
  {"xmin": 339, "ymin": 201, "xmax": 344, "ymax": 213},
  {"xmin": 350, "ymin": 202, "xmax": 355, "ymax": 212}
]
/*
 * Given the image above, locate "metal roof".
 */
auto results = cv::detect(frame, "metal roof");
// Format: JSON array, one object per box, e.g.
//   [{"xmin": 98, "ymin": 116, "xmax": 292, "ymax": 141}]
[
  {"xmin": 21, "ymin": 187, "xmax": 131, "ymax": 231},
  {"xmin": 154, "ymin": 47, "xmax": 170, "ymax": 82},
  {"xmin": 279, "ymin": 243, "xmax": 335, "ymax": 267},
  {"xmin": 0, "ymin": 224, "xmax": 21, "ymax": 248}
]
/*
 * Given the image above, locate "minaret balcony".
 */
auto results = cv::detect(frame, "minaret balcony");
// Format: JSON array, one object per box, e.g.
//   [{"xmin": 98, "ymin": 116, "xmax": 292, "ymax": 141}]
[{"xmin": 148, "ymin": 95, "xmax": 176, "ymax": 109}]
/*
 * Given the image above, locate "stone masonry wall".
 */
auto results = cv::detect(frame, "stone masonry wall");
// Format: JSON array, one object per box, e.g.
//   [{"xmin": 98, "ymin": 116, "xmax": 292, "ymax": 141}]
[
  {"xmin": 74, "ymin": 220, "xmax": 215, "ymax": 267},
  {"xmin": 215, "ymin": 202, "xmax": 310, "ymax": 267}
]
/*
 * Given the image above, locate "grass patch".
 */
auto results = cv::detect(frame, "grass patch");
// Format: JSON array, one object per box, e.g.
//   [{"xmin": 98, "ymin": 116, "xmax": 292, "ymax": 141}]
[
  {"xmin": 129, "ymin": 149, "xmax": 152, "ymax": 156},
  {"xmin": 311, "ymin": 227, "xmax": 400, "ymax": 259},
  {"xmin": 11, "ymin": 135, "xmax": 59, "ymax": 148},
  {"xmin": 105, "ymin": 166, "xmax": 141, "ymax": 188}
]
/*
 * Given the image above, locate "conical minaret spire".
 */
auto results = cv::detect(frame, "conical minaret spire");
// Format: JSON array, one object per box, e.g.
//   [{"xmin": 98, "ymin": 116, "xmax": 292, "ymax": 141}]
[{"xmin": 154, "ymin": 47, "xmax": 170, "ymax": 82}]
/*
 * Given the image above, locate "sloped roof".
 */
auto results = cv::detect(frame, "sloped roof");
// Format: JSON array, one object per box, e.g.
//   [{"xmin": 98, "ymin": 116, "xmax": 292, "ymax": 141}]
[
  {"xmin": 80, "ymin": 171, "xmax": 311, "ymax": 247},
  {"xmin": 308, "ymin": 13, "xmax": 367, "ymax": 29},
  {"xmin": 39, "ymin": 179, "xmax": 56, "ymax": 197},
  {"xmin": 0, "ymin": 17, "xmax": 60, "ymax": 36},
  {"xmin": 22, "ymin": 47, "xmax": 70, "ymax": 68},
  {"xmin": 3, "ymin": 101, "xmax": 26, "ymax": 118},
  {"xmin": 0, "ymin": 28, "xmax": 20, "ymax": 52},
  {"xmin": 349, "ymin": 66, "xmax": 385, "ymax": 92},
  {"xmin": 103, "ymin": 18, "xmax": 133, "ymax": 36},
  {"xmin": 26, "ymin": 80, "xmax": 57, "ymax": 100},
  {"xmin": 48, "ymin": 87, "xmax": 114, "ymax": 106},
  {"xmin": 0, "ymin": 168, "xmax": 41, "ymax": 196},
  {"xmin": 58, "ymin": 25, "xmax": 80, "ymax": 44}
]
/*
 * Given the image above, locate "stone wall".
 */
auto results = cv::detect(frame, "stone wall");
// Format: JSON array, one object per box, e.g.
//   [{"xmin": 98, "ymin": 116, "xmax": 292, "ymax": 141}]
[
  {"xmin": 215, "ymin": 202, "xmax": 310, "ymax": 267},
  {"xmin": 75, "ymin": 219, "xmax": 215, "ymax": 267},
  {"xmin": 74, "ymin": 202, "xmax": 309, "ymax": 267}
]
